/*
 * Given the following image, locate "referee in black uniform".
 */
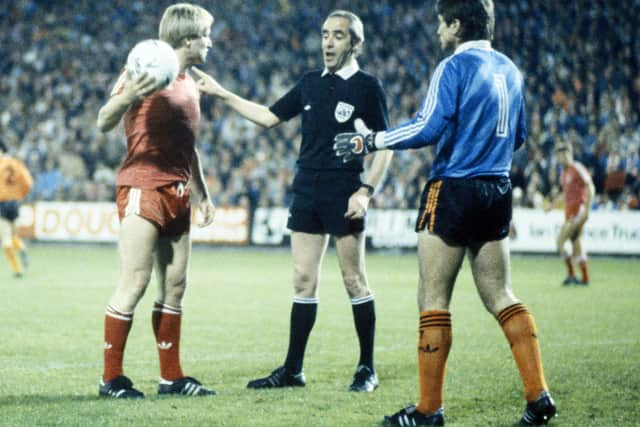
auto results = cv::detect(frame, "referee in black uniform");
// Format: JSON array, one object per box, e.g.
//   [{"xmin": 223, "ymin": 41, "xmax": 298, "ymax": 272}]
[{"xmin": 194, "ymin": 9, "xmax": 392, "ymax": 392}]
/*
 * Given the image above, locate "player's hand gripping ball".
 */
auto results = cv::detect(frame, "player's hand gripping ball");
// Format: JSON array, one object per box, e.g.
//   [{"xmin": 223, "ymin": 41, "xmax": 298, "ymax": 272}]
[{"xmin": 126, "ymin": 39, "xmax": 179, "ymax": 90}]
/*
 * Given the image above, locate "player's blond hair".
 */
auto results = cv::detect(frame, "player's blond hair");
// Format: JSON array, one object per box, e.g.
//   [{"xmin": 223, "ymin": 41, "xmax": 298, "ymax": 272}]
[
  {"xmin": 327, "ymin": 10, "xmax": 365, "ymax": 57},
  {"xmin": 159, "ymin": 3, "xmax": 214, "ymax": 48}
]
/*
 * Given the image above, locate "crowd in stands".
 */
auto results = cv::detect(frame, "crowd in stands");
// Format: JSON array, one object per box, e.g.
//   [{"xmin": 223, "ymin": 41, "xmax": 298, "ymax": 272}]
[{"xmin": 1, "ymin": 0, "xmax": 639, "ymax": 211}]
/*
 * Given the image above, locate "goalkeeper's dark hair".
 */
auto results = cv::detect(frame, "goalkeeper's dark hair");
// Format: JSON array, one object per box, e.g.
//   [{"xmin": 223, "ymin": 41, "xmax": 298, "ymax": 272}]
[
  {"xmin": 327, "ymin": 10, "xmax": 365, "ymax": 57},
  {"xmin": 436, "ymin": 0, "xmax": 494, "ymax": 42}
]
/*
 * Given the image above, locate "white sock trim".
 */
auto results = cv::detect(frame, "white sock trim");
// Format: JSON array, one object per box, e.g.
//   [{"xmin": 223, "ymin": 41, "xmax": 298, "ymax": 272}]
[
  {"xmin": 293, "ymin": 296, "xmax": 319, "ymax": 304},
  {"xmin": 351, "ymin": 294, "xmax": 374, "ymax": 305},
  {"xmin": 105, "ymin": 305, "xmax": 133, "ymax": 321},
  {"xmin": 153, "ymin": 301, "xmax": 182, "ymax": 315}
]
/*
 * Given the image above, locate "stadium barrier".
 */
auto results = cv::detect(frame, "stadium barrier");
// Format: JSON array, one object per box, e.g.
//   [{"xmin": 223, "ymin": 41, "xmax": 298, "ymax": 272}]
[
  {"xmin": 16, "ymin": 202, "xmax": 249, "ymax": 244},
  {"xmin": 252, "ymin": 207, "xmax": 640, "ymax": 254},
  {"xmin": 15, "ymin": 203, "xmax": 640, "ymax": 254}
]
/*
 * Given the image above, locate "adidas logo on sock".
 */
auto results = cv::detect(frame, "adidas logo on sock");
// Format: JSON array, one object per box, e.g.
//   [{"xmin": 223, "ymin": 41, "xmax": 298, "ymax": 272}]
[{"xmin": 158, "ymin": 341, "xmax": 173, "ymax": 350}]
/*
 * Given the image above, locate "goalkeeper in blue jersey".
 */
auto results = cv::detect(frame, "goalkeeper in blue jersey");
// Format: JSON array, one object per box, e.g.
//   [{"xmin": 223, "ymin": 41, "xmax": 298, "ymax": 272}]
[{"xmin": 334, "ymin": 0, "xmax": 556, "ymax": 425}]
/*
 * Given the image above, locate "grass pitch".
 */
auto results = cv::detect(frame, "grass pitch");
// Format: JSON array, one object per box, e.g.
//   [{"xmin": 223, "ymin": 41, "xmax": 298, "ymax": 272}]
[{"xmin": 1, "ymin": 244, "xmax": 639, "ymax": 426}]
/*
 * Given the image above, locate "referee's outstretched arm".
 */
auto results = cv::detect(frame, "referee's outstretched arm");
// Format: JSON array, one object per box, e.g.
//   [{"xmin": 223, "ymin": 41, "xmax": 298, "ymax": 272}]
[{"xmin": 192, "ymin": 67, "xmax": 281, "ymax": 129}]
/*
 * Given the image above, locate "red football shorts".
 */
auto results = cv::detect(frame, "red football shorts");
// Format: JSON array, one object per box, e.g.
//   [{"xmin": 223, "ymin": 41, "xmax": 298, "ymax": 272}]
[{"xmin": 116, "ymin": 183, "xmax": 191, "ymax": 237}]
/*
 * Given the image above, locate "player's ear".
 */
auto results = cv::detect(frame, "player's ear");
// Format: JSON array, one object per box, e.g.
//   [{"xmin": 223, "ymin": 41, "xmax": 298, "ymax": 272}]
[
  {"xmin": 350, "ymin": 39, "xmax": 361, "ymax": 56},
  {"xmin": 451, "ymin": 18, "xmax": 462, "ymax": 37}
]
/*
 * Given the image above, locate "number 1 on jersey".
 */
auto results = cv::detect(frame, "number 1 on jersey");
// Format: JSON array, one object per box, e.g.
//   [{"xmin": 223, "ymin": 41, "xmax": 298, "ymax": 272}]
[{"xmin": 493, "ymin": 73, "xmax": 509, "ymax": 138}]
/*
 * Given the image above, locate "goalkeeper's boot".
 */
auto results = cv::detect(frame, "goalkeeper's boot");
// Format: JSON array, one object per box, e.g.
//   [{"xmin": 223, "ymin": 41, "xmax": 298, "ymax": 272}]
[
  {"xmin": 246, "ymin": 366, "xmax": 306, "ymax": 389},
  {"xmin": 158, "ymin": 376, "xmax": 217, "ymax": 396},
  {"xmin": 382, "ymin": 405, "xmax": 444, "ymax": 426},
  {"xmin": 99, "ymin": 375, "xmax": 144, "ymax": 399},
  {"xmin": 520, "ymin": 391, "xmax": 557, "ymax": 425}
]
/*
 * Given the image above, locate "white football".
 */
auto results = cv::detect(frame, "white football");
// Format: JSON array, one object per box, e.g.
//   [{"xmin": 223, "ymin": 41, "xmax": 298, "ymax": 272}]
[{"xmin": 126, "ymin": 39, "xmax": 179, "ymax": 90}]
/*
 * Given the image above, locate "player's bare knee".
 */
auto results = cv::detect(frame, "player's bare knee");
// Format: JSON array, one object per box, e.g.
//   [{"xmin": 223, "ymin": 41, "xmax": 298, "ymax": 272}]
[
  {"xmin": 342, "ymin": 273, "xmax": 368, "ymax": 298},
  {"xmin": 481, "ymin": 298, "xmax": 499, "ymax": 315},
  {"xmin": 293, "ymin": 271, "xmax": 318, "ymax": 297},
  {"xmin": 112, "ymin": 281, "xmax": 148, "ymax": 311},
  {"xmin": 418, "ymin": 288, "xmax": 449, "ymax": 311},
  {"xmin": 418, "ymin": 296, "xmax": 448, "ymax": 312},
  {"xmin": 293, "ymin": 265, "xmax": 317, "ymax": 284},
  {"xmin": 293, "ymin": 286, "xmax": 317, "ymax": 299},
  {"xmin": 129, "ymin": 268, "xmax": 152, "ymax": 289},
  {"xmin": 117, "ymin": 269, "xmax": 151, "ymax": 300},
  {"xmin": 482, "ymin": 293, "xmax": 518, "ymax": 316},
  {"xmin": 164, "ymin": 279, "xmax": 187, "ymax": 305}
]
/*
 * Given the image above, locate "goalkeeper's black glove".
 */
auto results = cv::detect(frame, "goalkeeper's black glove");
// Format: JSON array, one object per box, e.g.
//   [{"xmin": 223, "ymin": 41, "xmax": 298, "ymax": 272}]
[{"xmin": 333, "ymin": 118, "xmax": 377, "ymax": 163}]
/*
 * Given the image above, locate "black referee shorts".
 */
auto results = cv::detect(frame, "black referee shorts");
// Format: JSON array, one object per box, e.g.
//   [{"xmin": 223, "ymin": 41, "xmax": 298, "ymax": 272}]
[
  {"xmin": 0, "ymin": 201, "xmax": 20, "ymax": 221},
  {"xmin": 287, "ymin": 169, "xmax": 364, "ymax": 236},
  {"xmin": 415, "ymin": 176, "xmax": 512, "ymax": 245}
]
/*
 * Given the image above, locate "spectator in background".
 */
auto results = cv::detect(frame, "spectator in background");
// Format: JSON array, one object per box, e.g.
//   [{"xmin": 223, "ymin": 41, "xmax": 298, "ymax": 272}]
[{"xmin": 0, "ymin": 0, "xmax": 638, "ymax": 213}]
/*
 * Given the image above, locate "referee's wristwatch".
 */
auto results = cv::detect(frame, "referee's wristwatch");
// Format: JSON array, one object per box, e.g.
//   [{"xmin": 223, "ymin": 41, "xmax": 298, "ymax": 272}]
[{"xmin": 360, "ymin": 183, "xmax": 375, "ymax": 196}]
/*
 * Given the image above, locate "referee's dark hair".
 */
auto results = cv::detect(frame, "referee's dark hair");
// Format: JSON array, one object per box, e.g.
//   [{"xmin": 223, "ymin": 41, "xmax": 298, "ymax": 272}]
[
  {"xmin": 436, "ymin": 0, "xmax": 495, "ymax": 42},
  {"xmin": 327, "ymin": 10, "xmax": 365, "ymax": 57}
]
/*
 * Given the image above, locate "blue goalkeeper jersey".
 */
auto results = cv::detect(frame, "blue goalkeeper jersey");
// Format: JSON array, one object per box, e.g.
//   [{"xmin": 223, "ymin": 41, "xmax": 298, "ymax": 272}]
[{"xmin": 381, "ymin": 40, "xmax": 526, "ymax": 179}]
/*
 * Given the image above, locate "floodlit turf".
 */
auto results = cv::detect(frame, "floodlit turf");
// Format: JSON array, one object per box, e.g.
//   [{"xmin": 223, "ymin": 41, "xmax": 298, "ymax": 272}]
[{"xmin": 1, "ymin": 244, "xmax": 638, "ymax": 426}]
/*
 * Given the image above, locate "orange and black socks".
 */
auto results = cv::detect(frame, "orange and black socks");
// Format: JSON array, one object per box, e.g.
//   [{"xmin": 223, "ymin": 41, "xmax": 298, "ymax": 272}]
[
  {"xmin": 152, "ymin": 301, "xmax": 184, "ymax": 381},
  {"xmin": 417, "ymin": 310, "xmax": 452, "ymax": 414},
  {"xmin": 284, "ymin": 297, "xmax": 318, "ymax": 374},
  {"xmin": 351, "ymin": 295, "xmax": 376, "ymax": 369},
  {"xmin": 103, "ymin": 305, "xmax": 133, "ymax": 383},
  {"xmin": 497, "ymin": 303, "xmax": 548, "ymax": 402}
]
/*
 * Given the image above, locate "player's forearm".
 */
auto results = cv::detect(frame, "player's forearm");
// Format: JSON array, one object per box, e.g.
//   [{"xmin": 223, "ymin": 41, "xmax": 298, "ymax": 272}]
[
  {"xmin": 191, "ymin": 149, "xmax": 210, "ymax": 203},
  {"xmin": 222, "ymin": 92, "xmax": 280, "ymax": 128},
  {"xmin": 97, "ymin": 95, "xmax": 133, "ymax": 133},
  {"xmin": 585, "ymin": 184, "xmax": 595, "ymax": 212},
  {"xmin": 363, "ymin": 150, "xmax": 393, "ymax": 192},
  {"xmin": 377, "ymin": 115, "xmax": 442, "ymax": 151}
]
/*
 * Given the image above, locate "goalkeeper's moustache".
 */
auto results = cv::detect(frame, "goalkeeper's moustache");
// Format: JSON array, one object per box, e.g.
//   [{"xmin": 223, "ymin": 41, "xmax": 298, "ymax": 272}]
[{"xmin": 333, "ymin": 118, "xmax": 378, "ymax": 163}]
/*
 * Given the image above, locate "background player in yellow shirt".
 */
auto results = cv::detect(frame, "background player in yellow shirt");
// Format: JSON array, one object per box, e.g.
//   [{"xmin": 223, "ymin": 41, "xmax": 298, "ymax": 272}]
[{"xmin": 0, "ymin": 139, "xmax": 32, "ymax": 278}]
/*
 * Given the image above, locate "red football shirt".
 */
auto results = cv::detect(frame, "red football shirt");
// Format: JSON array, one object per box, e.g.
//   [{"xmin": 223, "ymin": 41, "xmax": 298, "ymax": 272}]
[
  {"xmin": 561, "ymin": 161, "xmax": 590, "ymax": 218},
  {"xmin": 114, "ymin": 72, "xmax": 200, "ymax": 189}
]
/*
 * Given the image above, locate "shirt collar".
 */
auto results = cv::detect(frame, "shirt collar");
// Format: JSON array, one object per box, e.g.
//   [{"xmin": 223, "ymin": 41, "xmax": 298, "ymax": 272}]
[
  {"xmin": 454, "ymin": 40, "xmax": 492, "ymax": 54},
  {"xmin": 321, "ymin": 60, "xmax": 359, "ymax": 80}
]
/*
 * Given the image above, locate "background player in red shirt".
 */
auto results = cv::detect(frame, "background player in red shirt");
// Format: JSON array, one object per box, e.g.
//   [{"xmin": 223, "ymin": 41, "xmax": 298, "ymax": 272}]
[
  {"xmin": 0, "ymin": 139, "xmax": 32, "ymax": 278},
  {"xmin": 96, "ymin": 3, "xmax": 216, "ymax": 398},
  {"xmin": 554, "ymin": 142, "xmax": 595, "ymax": 285}
]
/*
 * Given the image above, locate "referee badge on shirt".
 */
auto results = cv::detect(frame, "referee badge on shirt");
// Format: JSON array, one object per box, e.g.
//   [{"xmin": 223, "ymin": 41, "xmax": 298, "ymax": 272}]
[{"xmin": 334, "ymin": 101, "xmax": 355, "ymax": 123}]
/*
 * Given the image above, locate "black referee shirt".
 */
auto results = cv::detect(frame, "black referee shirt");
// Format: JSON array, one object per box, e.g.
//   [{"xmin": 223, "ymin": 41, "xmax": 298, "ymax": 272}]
[{"xmin": 269, "ymin": 66, "xmax": 389, "ymax": 172}]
